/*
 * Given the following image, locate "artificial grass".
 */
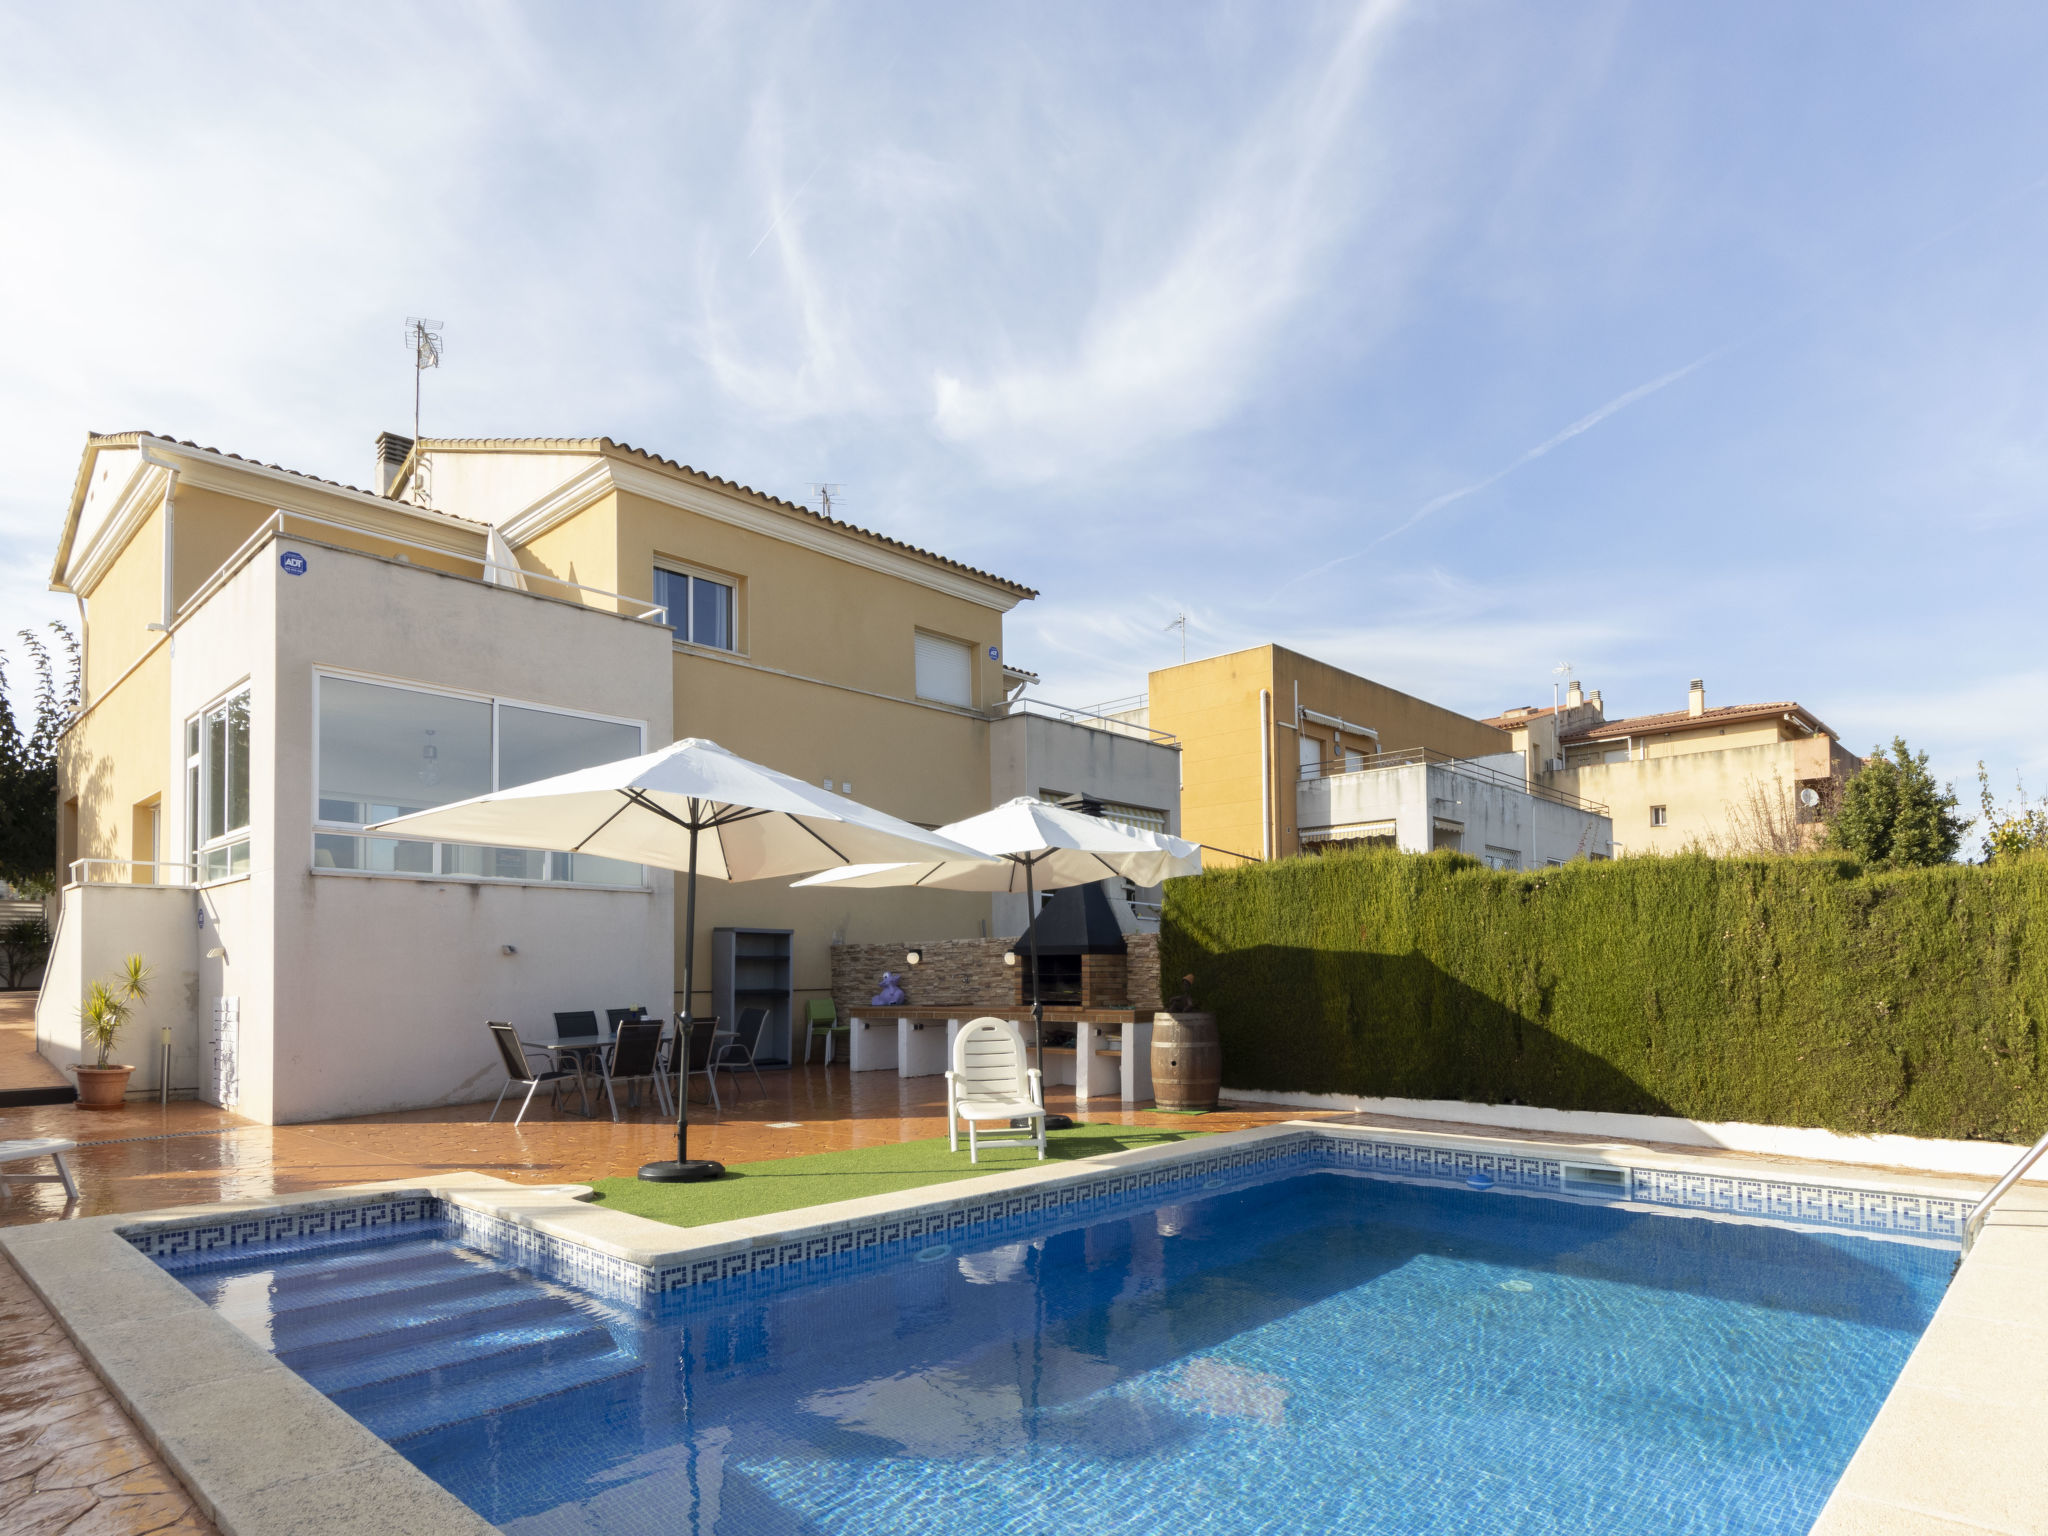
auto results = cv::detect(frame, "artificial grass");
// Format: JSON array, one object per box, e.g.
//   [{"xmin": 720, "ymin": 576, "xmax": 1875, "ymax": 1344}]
[{"xmin": 588, "ymin": 1122, "xmax": 1205, "ymax": 1228}]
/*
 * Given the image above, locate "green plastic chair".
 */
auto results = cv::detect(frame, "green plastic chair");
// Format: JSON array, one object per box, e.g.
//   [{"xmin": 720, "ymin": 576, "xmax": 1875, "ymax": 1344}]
[{"xmin": 803, "ymin": 997, "xmax": 850, "ymax": 1065}]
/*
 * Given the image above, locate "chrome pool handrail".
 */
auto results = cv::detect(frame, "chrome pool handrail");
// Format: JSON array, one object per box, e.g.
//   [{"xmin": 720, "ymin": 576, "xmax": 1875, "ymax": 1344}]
[{"xmin": 1960, "ymin": 1125, "xmax": 2048, "ymax": 1258}]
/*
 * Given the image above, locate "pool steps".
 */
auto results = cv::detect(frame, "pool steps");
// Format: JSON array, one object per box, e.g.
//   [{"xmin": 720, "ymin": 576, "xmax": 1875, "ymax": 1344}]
[{"xmin": 200, "ymin": 1230, "xmax": 647, "ymax": 1445}]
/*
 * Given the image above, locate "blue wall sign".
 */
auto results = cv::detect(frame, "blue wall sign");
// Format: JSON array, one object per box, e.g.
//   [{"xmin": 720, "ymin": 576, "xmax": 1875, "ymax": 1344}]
[
  {"xmin": 988, "ymin": 646, "xmax": 1000, "ymax": 661},
  {"xmin": 280, "ymin": 551, "xmax": 308, "ymax": 576}
]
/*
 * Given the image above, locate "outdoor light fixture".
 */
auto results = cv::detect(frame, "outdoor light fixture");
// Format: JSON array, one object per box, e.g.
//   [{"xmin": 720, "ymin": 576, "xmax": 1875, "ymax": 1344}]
[
  {"xmin": 205, "ymin": 946, "xmax": 226, "ymax": 961},
  {"xmin": 905, "ymin": 948, "xmax": 922, "ymax": 965},
  {"xmin": 1003, "ymin": 950, "xmax": 1018, "ymax": 967}
]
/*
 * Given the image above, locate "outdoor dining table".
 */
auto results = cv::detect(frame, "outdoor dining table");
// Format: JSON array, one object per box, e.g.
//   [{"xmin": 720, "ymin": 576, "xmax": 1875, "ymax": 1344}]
[
  {"xmin": 520, "ymin": 1021, "xmax": 665, "ymax": 1114},
  {"xmin": 520, "ymin": 1018, "xmax": 732, "ymax": 1116}
]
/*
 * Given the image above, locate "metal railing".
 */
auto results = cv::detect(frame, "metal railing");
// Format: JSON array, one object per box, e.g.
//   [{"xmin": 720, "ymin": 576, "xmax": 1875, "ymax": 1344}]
[
  {"xmin": 66, "ymin": 859, "xmax": 198, "ymax": 887},
  {"xmin": 1961, "ymin": 1126, "xmax": 2048, "ymax": 1258},
  {"xmin": 998, "ymin": 695, "xmax": 1178, "ymax": 747},
  {"xmin": 1299, "ymin": 746, "xmax": 1609, "ymax": 816}
]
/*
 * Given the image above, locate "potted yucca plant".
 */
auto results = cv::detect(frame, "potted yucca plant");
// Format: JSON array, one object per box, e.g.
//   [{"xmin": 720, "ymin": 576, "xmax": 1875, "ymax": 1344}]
[{"xmin": 74, "ymin": 954, "xmax": 151, "ymax": 1110}]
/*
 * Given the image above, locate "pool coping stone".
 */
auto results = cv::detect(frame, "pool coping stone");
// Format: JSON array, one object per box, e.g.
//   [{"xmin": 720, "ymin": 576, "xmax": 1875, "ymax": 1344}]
[{"xmin": 6, "ymin": 1121, "xmax": 2045, "ymax": 1536}]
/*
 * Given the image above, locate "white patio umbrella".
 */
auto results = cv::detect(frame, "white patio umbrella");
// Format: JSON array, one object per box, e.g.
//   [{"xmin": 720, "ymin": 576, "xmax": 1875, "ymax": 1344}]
[
  {"xmin": 793, "ymin": 797, "xmax": 1203, "ymax": 1119},
  {"xmin": 369, "ymin": 738, "xmax": 997, "ymax": 1182}
]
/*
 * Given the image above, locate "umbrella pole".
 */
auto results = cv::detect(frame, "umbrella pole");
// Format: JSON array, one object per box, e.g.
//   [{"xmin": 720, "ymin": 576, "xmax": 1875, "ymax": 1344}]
[
  {"xmin": 1023, "ymin": 856, "xmax": 1075, "ymax": 1131},
  {"xmin": 641, "ymin": 817, "xmax": 725, "ymax": 1182},
  {"xmin": 1026, "ymin": 857, "xmax": 1042, "ymax": 1080}
]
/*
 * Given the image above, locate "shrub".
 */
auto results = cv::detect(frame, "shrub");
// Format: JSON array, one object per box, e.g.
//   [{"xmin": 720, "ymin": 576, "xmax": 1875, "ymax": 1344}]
[{"xmin": 1162, "ymin": 848, "xmax": 2048, "ymax": 1141}]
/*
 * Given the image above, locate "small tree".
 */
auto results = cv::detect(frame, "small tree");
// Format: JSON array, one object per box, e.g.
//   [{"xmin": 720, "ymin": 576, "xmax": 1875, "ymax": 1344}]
[
  {"xmin": 1707, "ymin": 778, "xmax": 1806, "ymax": 856},
  {"xmin": 0, "ymin": 624, "xmax": 81, "ymax": 890},
  {"xmin": 0, "ymin": 913, "xmax": 50, "ymax": 988},
  {"xmin": 1977, "ymin": 762, "xmax": 2048, "ymax": 864},
  {"xmin": 1826, "ymin": 737, "xmax": 1965, "ymax": 868},
  {"xmin": 78, "ymin": 954, "xmax": 151, "ymax": 1068}
]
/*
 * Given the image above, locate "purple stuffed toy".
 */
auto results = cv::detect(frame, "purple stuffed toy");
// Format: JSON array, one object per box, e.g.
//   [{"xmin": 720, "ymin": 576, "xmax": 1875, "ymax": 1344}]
[{"xmin": 871, "ymin": 971, "xmax": 907, "ymax": 1006}]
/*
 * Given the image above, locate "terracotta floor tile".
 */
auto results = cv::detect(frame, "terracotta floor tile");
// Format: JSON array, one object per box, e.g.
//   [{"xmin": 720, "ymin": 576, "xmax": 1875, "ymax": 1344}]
[
  {"xmin": 0, "ymin": 1255, "xmax": 217, "ymax": 1536},
  {"xmin": 58, "ymin": 1490, "xmax": 201, "ymax": 1536},
  {"xmin": 0, "ymin": 1389, "xmax": 100, "ymax": 1440},
  {"xmin": 88, "ymin": 1469, "xmax": 182, "ymax": 1500},
  {"xmin": 24, "ymin": 1396, "xmax": 144, "ymax": 1456},
  {"xmin": 0, "ymin": 1484, "xmax": 96, "ymax": 1536},
  {"xmin": 32, "ymin": 1439, "xmax": 156, "ymax": 1491},
  {"xmin": 0, "ymin": 993, "xmax": 68, "ymax": 1094}
]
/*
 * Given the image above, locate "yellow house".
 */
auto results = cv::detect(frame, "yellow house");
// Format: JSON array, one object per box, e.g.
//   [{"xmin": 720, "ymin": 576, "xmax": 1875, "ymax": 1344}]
[
  {"xmin": 1143, "ymin": 645, "xmax": 1523, "ymax": 863},
  {"xmin": 1486, "ymin": 678, "xmax": 1861, "ymax": 855},
  {"xmin": 37, "ymin": 429, "xmax": 1058, "ymax": 1121}
]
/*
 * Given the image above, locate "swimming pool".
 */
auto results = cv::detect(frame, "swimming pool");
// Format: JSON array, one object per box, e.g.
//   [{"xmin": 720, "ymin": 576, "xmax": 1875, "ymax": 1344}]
[{"xmin": 161, "ymin": 1165, "xmax": 1950, "ymax": 1535}]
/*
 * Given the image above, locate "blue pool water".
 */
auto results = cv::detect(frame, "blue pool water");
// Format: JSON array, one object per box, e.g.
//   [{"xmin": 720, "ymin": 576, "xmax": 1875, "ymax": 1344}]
[{"xmin": 166, "ymin": 1172, "xmax": 1950, "ymax": 1535}]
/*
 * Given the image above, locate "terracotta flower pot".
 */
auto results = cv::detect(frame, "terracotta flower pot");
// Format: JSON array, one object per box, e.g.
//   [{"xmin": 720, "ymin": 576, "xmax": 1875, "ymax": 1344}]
[{"xmin": 74, "ymin": 1063, "xmax": 135, "ymax": 1110}]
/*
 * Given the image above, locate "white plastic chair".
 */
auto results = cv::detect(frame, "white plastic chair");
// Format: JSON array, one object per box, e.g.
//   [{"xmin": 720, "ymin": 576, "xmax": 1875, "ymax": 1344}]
[{"xmin": 945, "ymin": 1017, "xmax": 1046, "ymax": 1163}]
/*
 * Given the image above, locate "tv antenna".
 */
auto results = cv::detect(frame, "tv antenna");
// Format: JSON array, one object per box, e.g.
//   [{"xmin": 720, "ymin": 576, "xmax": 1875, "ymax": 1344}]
[
  {"xmin": 1552, "ymin": 659, "xmax": 1574, "ymax": 713},
  {"xmin": 404, "ymin": 318, "xmax": 444, "ymax": 439},
  {"xmin": 1166, "ymin": 611, "xmax": 1188, "ymax": 663},
  {"xmin": 810, "ymin": 483, "xmax": 845, "ymax": 518}
]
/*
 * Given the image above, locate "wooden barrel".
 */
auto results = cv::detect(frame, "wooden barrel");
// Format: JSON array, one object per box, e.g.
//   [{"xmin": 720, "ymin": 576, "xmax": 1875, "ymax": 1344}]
[{"xmin": 1151, "ymin": 1012, "xmax": 1220, "ymax": 1111}]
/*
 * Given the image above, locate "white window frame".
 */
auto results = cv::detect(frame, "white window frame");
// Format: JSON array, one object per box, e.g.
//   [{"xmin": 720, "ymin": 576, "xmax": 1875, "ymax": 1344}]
[
  {"xmin": 1650, "ymin": 804, "xmax": 1668, "ymax": 827},
  {"xmin": 188, "ymin": 683, "xmax": 253, "ymax": 886},
  {"xmin": 310, "ymin": 668, "xmax": 649, "ymax": 889},
  {"xmin": 653, "ymin": 562, "xmax": 739, "ymax": 653}
]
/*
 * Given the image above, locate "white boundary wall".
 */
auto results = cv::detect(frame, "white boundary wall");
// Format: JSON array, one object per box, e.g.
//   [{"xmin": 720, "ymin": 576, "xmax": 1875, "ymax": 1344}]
[{"xmin": 1220, "ymin": 1085, "xmax": 2045, "ymax": 1181}]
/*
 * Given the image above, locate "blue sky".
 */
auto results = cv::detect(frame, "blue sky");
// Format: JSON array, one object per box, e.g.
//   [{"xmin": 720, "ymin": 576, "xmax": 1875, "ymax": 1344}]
[{"xmin": 4, "ymin": 1, "xmax": 2045, "ymax": 822}]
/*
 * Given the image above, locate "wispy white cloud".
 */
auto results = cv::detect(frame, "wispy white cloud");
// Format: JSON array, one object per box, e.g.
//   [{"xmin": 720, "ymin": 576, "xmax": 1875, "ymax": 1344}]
[
  {"xmin": 1273, "ymin": 343, "xmax": 1730, "ymax": 599},
  {"xmin": 929, "ymin": 2, "xmax": 1406, "ymax": 480}
]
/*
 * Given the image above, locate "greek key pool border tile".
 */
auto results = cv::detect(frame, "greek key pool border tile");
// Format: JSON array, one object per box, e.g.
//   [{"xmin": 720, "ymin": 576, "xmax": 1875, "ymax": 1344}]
[
  {"xmin": 126, "ymin": 1196, "xmax": 437, "ymax": 1265},
  {"xmin": 129, "ymin": 1127, "xmax": 1972, "ymax": 1301},
  {"xmin": 1626, "ymin": 1166, "xmax": 1967, "ymax": 1238}
]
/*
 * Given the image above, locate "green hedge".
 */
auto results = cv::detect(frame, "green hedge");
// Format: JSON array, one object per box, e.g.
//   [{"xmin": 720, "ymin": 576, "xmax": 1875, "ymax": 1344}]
[{"xmin": 1161, "ymin": 849, "xmax": 2048, "ymax": 1141}]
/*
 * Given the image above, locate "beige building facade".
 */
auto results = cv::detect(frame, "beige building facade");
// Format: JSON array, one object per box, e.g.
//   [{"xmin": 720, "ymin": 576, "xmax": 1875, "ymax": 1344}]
[
  {"xmin": 38, "ymin": 429, "xmax": 1177, "ymax": 1121},
  {"xmin": 1138, "ymin": 645, "xmax": 1599, "ymax": 866},
  {"xmin": 1486, "ymin": 679, "xmax": 1862, "ymax": 856}
]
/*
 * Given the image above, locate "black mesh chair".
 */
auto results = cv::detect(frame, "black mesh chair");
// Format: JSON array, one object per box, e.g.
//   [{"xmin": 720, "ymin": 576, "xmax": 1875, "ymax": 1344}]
[
  {"xmin": 553, "ymin": 1010, "xmax": 606, "ymax": 1073},
  {"xmin": 665, "ymin": 1015, "xmax": 721, "ymax": 1112},
  {"xmin": 596, "ymin": 1020, "xmax": 669, "ymax": 1121},
  {"xmin": 487, "ymin": 1022, "xmax": 587, "ymax": 1127},
  {"xmin": 712, "ymin": 1006, "xmax": 770, "ymax": 1100},
  {"xmin": 555, "ymin": 1010, "xmax": 601, "ymax": 1040}
]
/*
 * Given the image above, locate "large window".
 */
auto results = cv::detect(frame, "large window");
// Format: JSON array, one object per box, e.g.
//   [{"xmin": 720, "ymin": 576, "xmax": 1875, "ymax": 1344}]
[
  {"xmin": 188, "ymin": 688, "xmax": 251, "ymax": 883},
  {"xmin": 653, "ymin": 567, "xmax": 735, "ymax": 651},
  {"xmin": 313, "ymin": 674, "xmax": 644, "ymax": 886},
  {"xmin": 914, "ymin": 631, "xmax": 973, "ymax": 707}
]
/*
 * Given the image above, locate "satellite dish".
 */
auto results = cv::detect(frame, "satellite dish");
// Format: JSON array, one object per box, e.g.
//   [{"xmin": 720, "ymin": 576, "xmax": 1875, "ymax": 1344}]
[{"xmin": 1799, "ymin": 787, "xmax": 1821, "ymax": 808}]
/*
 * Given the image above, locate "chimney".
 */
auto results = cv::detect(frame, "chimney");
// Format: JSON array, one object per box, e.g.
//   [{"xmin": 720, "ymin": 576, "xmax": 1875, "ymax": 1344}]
[
  {"xmin": 1588, "ymin": 689, "xmax": 1603, "ymax": 718},
  {"xmin": 1566, "ymin": 679, "xmax": 1584, "ymax": 708},
  {"xmin": 1687, "ymin": 679, "xmax": 1706, "ymax": 717},
  {"xmin": 375, "ymin": 432, "xmax": 414, "ymax": 497}
]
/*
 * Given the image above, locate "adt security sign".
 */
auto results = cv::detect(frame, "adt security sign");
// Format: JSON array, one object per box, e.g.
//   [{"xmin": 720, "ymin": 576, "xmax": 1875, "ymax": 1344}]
[
  {"xmin": 988, "ymin": 646, "xmax": 1000, "ymax": 661},
  {"xmin": 280, "ymin": 551, "xmax": 308, "ymax": 576}
]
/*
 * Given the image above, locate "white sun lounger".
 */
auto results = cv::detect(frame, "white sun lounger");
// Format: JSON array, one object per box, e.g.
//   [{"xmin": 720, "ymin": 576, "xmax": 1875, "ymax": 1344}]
[{"xmin": 0, "ymin": 1138, "xmax": 80, "ymax": 1202}]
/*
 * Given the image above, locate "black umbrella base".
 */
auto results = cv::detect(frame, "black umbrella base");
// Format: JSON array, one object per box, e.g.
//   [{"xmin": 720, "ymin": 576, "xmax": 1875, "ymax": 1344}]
[
  {"xmin": 1042, "ymin": 1113, "xmax": 1077, "ymax": 1132},
  {"xmin": 638, "ymin": 1160, "xmax": 726, "ymax": 1182}
]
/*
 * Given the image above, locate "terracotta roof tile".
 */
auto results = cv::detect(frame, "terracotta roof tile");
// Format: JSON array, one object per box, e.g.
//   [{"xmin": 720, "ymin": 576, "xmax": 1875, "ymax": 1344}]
[
  {"xmin": 1559, "ymin": 700, "xmax": 1832, "ymax": 744},
  {"xmin": 413, "ymin": 434, "xmax": 1037, "ymax": 598},
  {"xmin": 86, "ymin": 431, "xmax": 492, "ymax": 527}
]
